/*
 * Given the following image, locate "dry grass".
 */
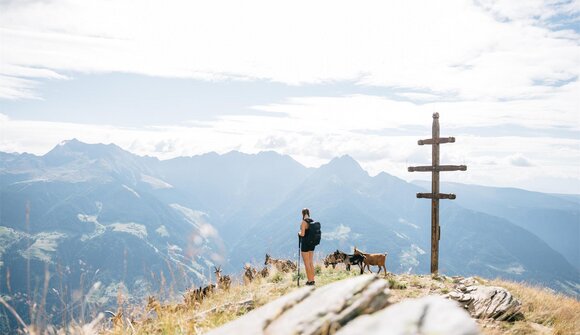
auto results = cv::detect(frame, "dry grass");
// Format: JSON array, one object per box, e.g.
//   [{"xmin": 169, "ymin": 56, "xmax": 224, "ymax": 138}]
[
  {"xmin": 8, "ymin": 265, "xmax": 579, "ymax": 335},
  {"xmin": 489, "ymin": 279, "xmax": 580, "ymax": 335},
  {"xmin": 103, "ymin": 270, "xmax": 579, "ymax": 335},
  {"xmin": 101, "ymin": 265, "xmax": 364, "ymax": 334}
]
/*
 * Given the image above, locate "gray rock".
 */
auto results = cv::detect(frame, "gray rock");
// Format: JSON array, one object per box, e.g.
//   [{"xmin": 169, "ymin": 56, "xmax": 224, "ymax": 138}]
[
  {"xmin": 448, "ymin": 283, "xmax": 523, "ymax": 321},
  {"xmin": 336, "ymin": 296, "xmax": 481, "ymax": 335},
  {"xmin": 205, "ymin": 275, "xmax": 390, "ymax": 335},
  {"xmin": 265, "ymin": 275, "xmax": 390, "ymax": 335}
]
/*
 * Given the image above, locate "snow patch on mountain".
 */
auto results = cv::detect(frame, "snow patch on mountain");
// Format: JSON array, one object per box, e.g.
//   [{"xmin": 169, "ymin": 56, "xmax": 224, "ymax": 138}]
[
  {"xmin": 0, "ymin": 227, "xmax": 23, "ymax": 268},
  {"xmin": 141, "ymin": 174, "xmax": 173, "ymax": 189},
  {"xmin": 399, "ymin": 244, "xmax": 426, "ymax": 270},
  {"xmin": 20, "ymin": 232, "xmax": 67, "ymax": 263},
  {"xmin": 122, "ymin": 185, "xmax": 141, "ymax": 198},
  {"xmin": 395, "ymin": 231, "xmax": 409, "ymax": 240},
  {"xmin": 487, "ymin": 263, "xmax": 526, "ymax": 275},
  {"xmin": 78, "ymin": 207, "xmax": 106, "ymax": 241},
  {"xmin": 170, "ymin": 204, "xmax": 207, "ymax": 229},
  {"xmin": 398, "ymin": 218, "xmax": 419, "ymax": 229},
  {"xmin": 155, "ymin": 225, "xmax": 169, "ymax": 237},
  {"xmin": 109, "ymin": 223, "xmax": 147, "ymax": 239},
  {"xmin": 78, "ymin": 214, "xmax": 98, "ymax": 223}
]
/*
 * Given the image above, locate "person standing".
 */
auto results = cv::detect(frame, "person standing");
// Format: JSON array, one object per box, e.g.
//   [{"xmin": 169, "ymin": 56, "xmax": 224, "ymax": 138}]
[{"xmin": 299, "ymin": 208, "xmax": 316, "ymax": 286}]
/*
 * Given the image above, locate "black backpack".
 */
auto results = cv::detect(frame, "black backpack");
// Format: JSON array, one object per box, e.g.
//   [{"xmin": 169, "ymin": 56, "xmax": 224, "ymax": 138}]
[{"xmin": 304, "ymin": 218, "xmax": 322, "ymax": 246}]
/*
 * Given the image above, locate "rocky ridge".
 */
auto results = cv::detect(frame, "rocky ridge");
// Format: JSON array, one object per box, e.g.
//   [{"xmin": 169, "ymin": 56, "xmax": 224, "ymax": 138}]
[{"xmin": 206, "ymin": 274, "xmax": 524, "ymax": 335}]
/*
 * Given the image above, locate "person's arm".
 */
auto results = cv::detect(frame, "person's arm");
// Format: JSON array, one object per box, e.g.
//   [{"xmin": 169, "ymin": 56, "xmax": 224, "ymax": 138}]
[{"xmin": 298, "ymin": 220, "xmax": 307, "ymax": 237}]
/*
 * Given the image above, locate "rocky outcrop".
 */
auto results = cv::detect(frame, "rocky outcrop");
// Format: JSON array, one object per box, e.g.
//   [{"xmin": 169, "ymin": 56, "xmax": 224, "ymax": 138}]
[
  {"xmin": 448, "ymin": 277, "xmax": 523, "ymax": 321},
  {"xmin": 206, "ymin": 275, "xmax": 389, "ymax": 335},
  {"xmin": 206, "ymin": 275, "xmax": 481, "ymax": 335},
  {"xmin": 336, "ymin": 296, "xmax": 481, "ymax": 335}
]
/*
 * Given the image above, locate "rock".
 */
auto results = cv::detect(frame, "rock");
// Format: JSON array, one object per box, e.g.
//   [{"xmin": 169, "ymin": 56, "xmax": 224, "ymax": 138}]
[
  {"xmin": 206, "ymin": 275, "xmax": 391, "ymax": 335},
  {"xmin": 336, "ymin": 296, "xmax": 481, "ymax": 335},
  {"xmin": 448, "ymin": 283, "xmax": 523, "ymax": 321},
  {"xmin": 457, "ymin": 277, "xmax": 479, "ymax": 288}
]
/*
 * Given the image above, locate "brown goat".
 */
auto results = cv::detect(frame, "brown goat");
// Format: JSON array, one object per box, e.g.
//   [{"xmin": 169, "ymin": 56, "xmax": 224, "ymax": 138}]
[
  {"xmin": 333, "ymin": 250, "xmax": 365, "ymax": 274},
  {"xmin": 323, "ymin": 252, "xmax": 340, "ymax": 269},
  {"xmin": 214, "ymin": 266, "xmax": 231, "ymax": 290},
  {"xmin": 183, "ymin": 283, "xmax": 215, "ymax": 306},
  {"xmin": 259, "ymin": 266, "xmax": 269, "ymax": 278},
  {"xmin": 354, "ymin": 247, "xmax": 387, "ymax": 276},
  {"xmin": 264, "ymin": 254, "xmax": 296, "ymax": 272},
  {"xmin": 243, "ymin": 264, "xmax": 258, "ymax": 284}
]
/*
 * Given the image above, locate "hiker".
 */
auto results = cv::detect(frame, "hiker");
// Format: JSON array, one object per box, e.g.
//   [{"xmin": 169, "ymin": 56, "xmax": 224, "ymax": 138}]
[{"xmin": 299, "ymin": 208, "xmax": 317, "ymax": 286}]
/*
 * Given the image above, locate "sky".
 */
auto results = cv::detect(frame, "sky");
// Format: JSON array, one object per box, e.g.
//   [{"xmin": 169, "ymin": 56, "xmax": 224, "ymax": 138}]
[{"xmin": 0, "ymin": 0, "xmax": 579, "ymax": 194}]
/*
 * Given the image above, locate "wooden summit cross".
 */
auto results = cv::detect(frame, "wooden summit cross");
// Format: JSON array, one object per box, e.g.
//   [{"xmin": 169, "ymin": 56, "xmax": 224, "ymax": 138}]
[{"xmin": 408, "ymin": 112, "xmax": 467, "ymax": 275}]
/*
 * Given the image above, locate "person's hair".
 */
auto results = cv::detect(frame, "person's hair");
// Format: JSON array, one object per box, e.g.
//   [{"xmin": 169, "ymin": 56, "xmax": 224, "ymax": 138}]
[{"xmin": 302, "ymin": 208, "xmax": 310, "ymax": 219}]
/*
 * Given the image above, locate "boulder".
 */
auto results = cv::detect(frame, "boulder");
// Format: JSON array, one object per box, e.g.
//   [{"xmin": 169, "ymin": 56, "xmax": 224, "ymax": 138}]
[
  {"xmin": 448, "ymin": 279, "xmax": 523, "ymax": 321},
  {"xmin": 336, "ymin": 296, "xmax": 481, "ymax": 335},
  {"xmin": 205, "ymin": 275, "xmax": 390, "ymax": 335}
]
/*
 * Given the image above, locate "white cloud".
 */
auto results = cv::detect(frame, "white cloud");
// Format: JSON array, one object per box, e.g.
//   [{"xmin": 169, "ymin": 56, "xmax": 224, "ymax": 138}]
[
  {"xmin": 508, "ymin": 153, "xmax": 534, "ymax": 167},
  {"xmin": 1, "ymin": 0, "xmax": 579, "ymax": 100},
  {"xmin": 2, "ymin": 97, "xmax": 579, "ymax": 194},
  {"xmin": 1, "ymin": 0, "xmax": 578, "ymax": 194}
]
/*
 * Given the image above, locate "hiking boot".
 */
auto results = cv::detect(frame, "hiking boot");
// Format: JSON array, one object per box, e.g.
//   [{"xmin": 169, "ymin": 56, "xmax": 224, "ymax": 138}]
[{"xmin": 305, "ymin": 281, "xmax": 315, "ymax": 286}]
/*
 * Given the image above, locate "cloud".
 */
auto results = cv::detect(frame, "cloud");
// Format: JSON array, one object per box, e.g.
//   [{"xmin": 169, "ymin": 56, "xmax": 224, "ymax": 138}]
[
  {"xmin": 508, "ymin": 154, "xmax": 534, "ymax": 167},
  {"xmin": 3, "ymin": 102, "xmax": 579, "ymax": 194},
  {"xmin": 154, "ymin": 139, "xmax": 177, "ymax": 153},
  {"xmin": 256, "ymin": 135, "xmax": 287, "ymax": 149},
  {"xmin": 1, "ymin": 0, "xmax": 579, "ymax": 100},
  {"xmin": 0, "ymin": 1, "xmax": 578, "ymax": 194}
]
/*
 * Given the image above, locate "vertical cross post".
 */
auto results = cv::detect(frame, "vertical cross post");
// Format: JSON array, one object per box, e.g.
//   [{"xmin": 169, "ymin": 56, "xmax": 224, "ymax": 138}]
[
  {"xmin": 431, "ymin": 114, "xmax": 440, "ymax": 274},
  {"xmin": 408, "ymin": 113, "xmax": 467, "ymax": 275}
]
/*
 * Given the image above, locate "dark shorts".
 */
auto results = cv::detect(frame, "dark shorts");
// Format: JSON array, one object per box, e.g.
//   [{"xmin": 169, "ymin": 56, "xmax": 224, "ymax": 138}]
[{"xmin": 301, "ymin": 242, "xmax": 315, "ymax": 252}]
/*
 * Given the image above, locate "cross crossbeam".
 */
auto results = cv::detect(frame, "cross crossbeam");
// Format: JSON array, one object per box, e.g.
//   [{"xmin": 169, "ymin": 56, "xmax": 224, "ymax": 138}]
[
  {"xmin": 408, "ymin": 113, "xmax": 467, "ymax": 275},
  {"xmin": 416, "ymin": 193, "xmax": 457, "ymax": 200},
  {"xmin": 408, "ymin": 165, "xmax": 467, "ymax": 172},
  {"xmin": 418, "ymin": 137, "xmax": 455, "ymax": 145}
]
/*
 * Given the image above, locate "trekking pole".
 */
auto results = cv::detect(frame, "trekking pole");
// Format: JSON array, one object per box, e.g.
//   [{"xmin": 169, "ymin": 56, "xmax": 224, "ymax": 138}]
[{"xmin": 297, "ymin": 236, "xmax": 301, "ymax": 287}]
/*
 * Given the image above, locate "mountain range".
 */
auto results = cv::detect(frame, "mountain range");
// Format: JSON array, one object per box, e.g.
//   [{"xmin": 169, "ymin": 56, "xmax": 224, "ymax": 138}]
[{"xmin": 0, "ymin": 139, "xmax": 578, "ymax": 329}]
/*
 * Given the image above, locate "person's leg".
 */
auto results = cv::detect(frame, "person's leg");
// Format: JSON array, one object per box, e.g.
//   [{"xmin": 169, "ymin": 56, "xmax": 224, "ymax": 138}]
[
  {"xmin": 302, "ymin": 251, "xmax": 309, "ymax": 282},
  {"xmin": 301, "ymin": 251, "xmax": 311, "ymax": 281},
  {"xmin": 308, "ymin": 251, "xmax": 315, "ymax": 282}
]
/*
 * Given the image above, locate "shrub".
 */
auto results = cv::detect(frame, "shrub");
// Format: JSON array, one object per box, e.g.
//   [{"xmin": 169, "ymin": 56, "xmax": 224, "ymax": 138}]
[
  {"xmin": 269, "ymin": 272, "xmax": 284, "ymax": 283},
  {"xmin": 388, "ymin": 278, "xmax": 407, "ymax": 290},
  {"xmin": 292, "ymin": 272, "xmax": 306, "ymax": 281}
]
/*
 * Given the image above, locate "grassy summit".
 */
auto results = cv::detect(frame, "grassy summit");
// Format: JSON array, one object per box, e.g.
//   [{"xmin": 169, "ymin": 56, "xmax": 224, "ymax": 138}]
[{"xmin": 51, "ymin": 265, "xmax": 580, "ymax": 334}]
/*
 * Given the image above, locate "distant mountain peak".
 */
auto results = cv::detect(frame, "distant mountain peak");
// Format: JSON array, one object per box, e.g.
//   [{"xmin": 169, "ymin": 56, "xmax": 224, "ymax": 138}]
[
  {"xmin": 327, "ymin": 154, "xmax": 362, "ymax": 167},
  {"xmin": 319, "ymin": 155, "xmax": 368, "ymax": 178},
  {"xmin": 58, "ymin": 138, "xmax": 81, "ymax": 146},
  {"xmin": 48, "ymin": 139, "xmax": 124, "ymax": 155},
  {"xmin": 43, "ymin": 139, "xmax": 131, "ymax": 168}
]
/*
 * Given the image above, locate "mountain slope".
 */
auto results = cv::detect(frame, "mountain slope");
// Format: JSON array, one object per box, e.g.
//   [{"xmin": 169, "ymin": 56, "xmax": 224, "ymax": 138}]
[
  {"xmin": 1, "ymin": 140, "xmax": 578, "ymax": 331},
  {"xmin": 414, "ymin": 181, "xmax": 580, "ymax": 271},
  {"xmin": 0, "ymin": 142, "xmax": 222, "ymax": 327},
  {"xmin": 232, "ymin": 156, "xmax": 579, "ymax": 295}
]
